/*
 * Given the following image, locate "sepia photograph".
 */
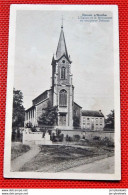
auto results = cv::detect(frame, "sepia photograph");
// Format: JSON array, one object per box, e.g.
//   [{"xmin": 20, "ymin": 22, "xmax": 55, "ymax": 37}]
[{"xmin": 4, "ymin": 5, "xmax": 120, "ymax": 180}]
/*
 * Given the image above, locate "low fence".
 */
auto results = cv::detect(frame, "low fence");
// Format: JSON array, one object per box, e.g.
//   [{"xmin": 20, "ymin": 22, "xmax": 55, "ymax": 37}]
[
  {"xmin": 22, "ymin": 128, "xmax": 114, "ymax": 144},
  {"xmin": 60, "ymin": 130, "xmax": 114, "ymax": 141},
  {"xmin": 84, "ymin": 131, "xmax": 114, "ymax": 141}
]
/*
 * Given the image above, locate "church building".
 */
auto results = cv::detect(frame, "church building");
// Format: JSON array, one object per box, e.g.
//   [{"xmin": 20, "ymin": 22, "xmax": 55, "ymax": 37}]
[{"xmin": 25, "ymin": 24, "xmax": 82, "ymax": 130}]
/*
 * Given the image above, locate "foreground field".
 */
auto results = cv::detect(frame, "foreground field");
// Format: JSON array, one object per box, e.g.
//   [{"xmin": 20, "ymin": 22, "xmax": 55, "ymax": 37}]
[
  {"xmin": 19, "ymin": 145, "xmax": 114, "ymax": 173},
  {"xmin": 62, "ymin": 156, "xmax": 114, "ymax": 173}
]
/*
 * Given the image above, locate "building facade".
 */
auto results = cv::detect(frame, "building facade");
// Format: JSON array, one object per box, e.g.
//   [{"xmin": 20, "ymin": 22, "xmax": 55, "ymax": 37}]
[
  {"xmin": 81, "ymin": 110, "xmax": 105, "ymax": 130},
  {"xmin": 25, "ymin": 24, "xmax": 81, "ymax": 130}
]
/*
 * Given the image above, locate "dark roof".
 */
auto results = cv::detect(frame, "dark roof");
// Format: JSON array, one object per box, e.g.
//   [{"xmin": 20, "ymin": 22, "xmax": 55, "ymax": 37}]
[
  {"xmin": 74, "ymin": 102, "xmax": 82, "ymax": 108},
  {"xmin": 32, "ymin": 90, "xmax": 49, "ymax": 102},
  {"xmin": 82, "ymin": 110, "xmax": 104, "ymax": 117},
  {"xmin": 56, "ymin": 26, "xmax": 68, "ymax": 60}
]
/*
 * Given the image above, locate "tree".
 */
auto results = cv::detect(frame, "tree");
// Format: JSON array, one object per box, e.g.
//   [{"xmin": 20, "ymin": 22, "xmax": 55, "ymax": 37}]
[
  {"xmin": 38, "ymin": 102, "xmax": 58, "ymax": 126},
  {"xmin": 105, "ymin": 110, "xmax": 114, "ymax": 130},
  {"xmin": 12, "ymin": 88, "xmax": 25, "ymax": 128}
]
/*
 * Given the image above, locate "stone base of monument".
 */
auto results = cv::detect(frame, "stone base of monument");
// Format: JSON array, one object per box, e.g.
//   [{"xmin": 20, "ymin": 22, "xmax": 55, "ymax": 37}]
[
  {"xmin": 35, "ymin": 132, "xmax": 52, "ymax": 145},
  {"xmin": 23, "ymin": 129, "xmax": 53, "ymax": 145},
  {"xmin": 44, "ymin": 140, "xmax": 52, "ymax": 145},
  {"xmin": 43, "ymin": 132, "xmax": 52, "ymax": 145},
  {"xmin": 34, "ymin": 140, "xmax": 52, "ymax": 145}
]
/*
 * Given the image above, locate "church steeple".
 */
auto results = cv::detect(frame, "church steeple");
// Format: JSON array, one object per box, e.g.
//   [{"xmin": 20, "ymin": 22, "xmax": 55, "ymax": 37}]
[
  {"xmin": 51, "ymin": 22, "xmax": 73, "ymax": 129},
  {"xmin": 56, "ymin": 25, "xmax": 69, "ymax": 60}
]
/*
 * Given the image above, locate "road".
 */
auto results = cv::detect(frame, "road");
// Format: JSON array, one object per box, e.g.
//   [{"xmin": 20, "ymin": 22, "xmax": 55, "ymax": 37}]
[{"xmin": 62, "ymin": 156, "xmax": 114, "ymax": 173}]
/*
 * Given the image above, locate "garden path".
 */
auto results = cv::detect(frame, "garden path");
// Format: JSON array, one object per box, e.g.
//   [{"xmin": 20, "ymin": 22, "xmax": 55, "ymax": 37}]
[{"xmin": 11, "ymin": 144, "xmax": 40, "ymax": 171}]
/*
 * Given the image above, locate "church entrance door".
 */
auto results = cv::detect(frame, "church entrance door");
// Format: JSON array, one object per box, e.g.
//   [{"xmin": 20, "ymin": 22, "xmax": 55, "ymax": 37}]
[{"xmin": 59, "ymin": 113, "xmax": 66, "ymax": 126}]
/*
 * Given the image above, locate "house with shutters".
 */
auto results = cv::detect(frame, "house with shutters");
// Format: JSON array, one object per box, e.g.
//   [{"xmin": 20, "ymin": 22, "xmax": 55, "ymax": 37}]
[{"xmin": 81, "ymin": 110, "xmax": 105, "ymax": 130}]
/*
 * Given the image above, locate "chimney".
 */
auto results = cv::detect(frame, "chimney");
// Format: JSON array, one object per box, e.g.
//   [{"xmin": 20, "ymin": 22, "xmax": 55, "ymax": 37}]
[{"xmin": 99, "ymin": 110, "xmax": 102, "ymax": 114}]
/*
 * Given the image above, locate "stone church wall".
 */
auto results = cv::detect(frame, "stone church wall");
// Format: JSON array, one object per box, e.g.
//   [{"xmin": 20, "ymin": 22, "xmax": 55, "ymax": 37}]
[
  {"xmin": 36, "ymin": 98, "xmax": 49, "ymax": 121},
  {"xmin": 73, "ymin": 103, "xmax": 82, "ymax": 127}
]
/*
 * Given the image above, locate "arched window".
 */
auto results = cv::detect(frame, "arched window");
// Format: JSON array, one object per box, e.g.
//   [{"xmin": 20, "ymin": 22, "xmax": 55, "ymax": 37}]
[
  {"xmin": 59, "ymin": 89, "xmax": 67, "ymax": 106},
  {"xmin": 61, "ymin": 67, "xmax": 66, "ymax": 79}
]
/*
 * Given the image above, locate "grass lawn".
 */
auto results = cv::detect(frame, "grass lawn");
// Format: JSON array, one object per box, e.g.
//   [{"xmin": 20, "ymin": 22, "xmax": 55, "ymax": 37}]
[
  {"xmin": 19, "ymin": 144, "xmax": 114, "ymax": 172},
  {"xmin": 11, "ymin": 142, "xmax": 31, "ymax": 160}
]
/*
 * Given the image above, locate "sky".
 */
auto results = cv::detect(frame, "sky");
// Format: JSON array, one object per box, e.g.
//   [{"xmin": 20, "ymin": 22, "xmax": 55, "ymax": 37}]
[{"xmin": 14, "ymin": 10, "xmax": 114, "ymax": 117}]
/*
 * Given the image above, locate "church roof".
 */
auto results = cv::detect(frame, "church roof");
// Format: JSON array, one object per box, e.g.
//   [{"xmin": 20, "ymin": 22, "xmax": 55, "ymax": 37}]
[
  {"xmin": 56, "ymin": 25, "xmax": 69, "ymax": 60},
  {"xmin": 82, "ymin": 110, "xmax": 104, "ymax": 117},
  {"xmin": 74, "ymin": 102, "xmax": 82, "ymax": 108},
  {"xmin": 32, "ymin": 89, "xmax": 51, "ymax": 105}
]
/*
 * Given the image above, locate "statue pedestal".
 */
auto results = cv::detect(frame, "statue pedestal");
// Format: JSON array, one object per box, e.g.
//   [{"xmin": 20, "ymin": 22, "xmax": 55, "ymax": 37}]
[{"xmin": 44, "ymin": 132, "xmax": 52, "ymax": 145}]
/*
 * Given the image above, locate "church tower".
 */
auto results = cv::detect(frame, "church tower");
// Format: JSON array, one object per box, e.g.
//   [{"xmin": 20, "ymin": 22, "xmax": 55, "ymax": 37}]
[{"xmin": 51, "ymin": 24, "xmax": 74, "ymax": 129}]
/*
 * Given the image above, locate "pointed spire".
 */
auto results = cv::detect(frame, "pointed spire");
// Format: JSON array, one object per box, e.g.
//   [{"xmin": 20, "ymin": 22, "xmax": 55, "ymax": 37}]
[{"xmin": 56, "ymin": 23, "xmax": 68, "ymax": 60}]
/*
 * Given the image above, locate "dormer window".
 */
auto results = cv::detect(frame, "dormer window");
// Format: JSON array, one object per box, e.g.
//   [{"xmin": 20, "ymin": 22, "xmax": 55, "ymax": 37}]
[{"xmin": 61, "ymin": 66, "xmax": 66, "ymax": 79}]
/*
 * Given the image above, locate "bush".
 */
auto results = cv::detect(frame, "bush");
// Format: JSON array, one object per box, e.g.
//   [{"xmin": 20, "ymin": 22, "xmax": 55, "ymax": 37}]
[
  {"xmin": 56, "ymin": 129, "xmax": 61, "ymax": 136},
  {"xmin": 59, "ymin": 134, "xmax": 64, "ymax": 142},
  {"xmin": 50, "ymin": 133, "xmax": 64, "ymax": 142},
  {"xmin": 48, "ymin": 130, "xmax": 52, "ymax": 135},
  {"xmin": 50, "ymin": 133, "xmax": 56, "ymax": 142},
  {"xmin": 65, "ymin": 135, "xmax": 73, "ymax": 142},
  {"xmin": 25, "ymin": 122, "xmax": 33, "ymax": 128},
  {"xmin": 93, "ymin": 136, "xmax": 101, "ymax": 141},
  {"xmin": 73, "ymin": 134, "xmax": 80, "ymax": 141},
  {"xmin": 52, "ymin": 137, "xmax": 60, "ymax": 142},
  {"xmin": 31, "ymin": 126, "xmax": 37, "ymax": 132},
  {"xmin": 65, "ymin": 134, "xmax": 69, "ymax": 141},
  {"xmin": 68, "ymin": 136, "xmax": 73, "ymax": 142},
  {"xmin": 101, "ymin": 137, "xmax": 114, "ymax": 147},
  {"xmin": 84, "ymin": 139, "xmax": 89, "ymax": 143}
]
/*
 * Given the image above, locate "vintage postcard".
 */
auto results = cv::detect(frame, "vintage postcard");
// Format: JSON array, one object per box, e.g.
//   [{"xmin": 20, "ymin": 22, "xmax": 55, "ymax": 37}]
[{"xmin": 4, "ymin": 4, "xmax": 121, "ymax": 180}]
